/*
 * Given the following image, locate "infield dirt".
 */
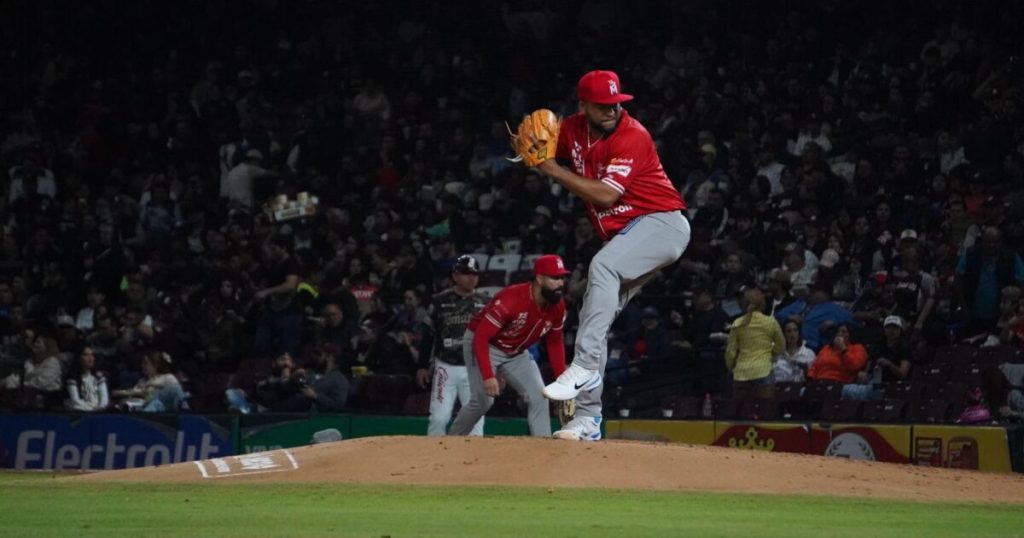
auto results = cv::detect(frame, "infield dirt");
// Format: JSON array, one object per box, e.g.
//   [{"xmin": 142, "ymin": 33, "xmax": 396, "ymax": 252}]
[{"xmin": 70, "ymin": 436, "xmax": 1024, "ymax": 504}]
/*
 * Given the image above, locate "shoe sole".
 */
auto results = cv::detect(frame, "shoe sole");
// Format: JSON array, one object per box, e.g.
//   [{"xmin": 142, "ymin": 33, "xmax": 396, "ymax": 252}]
[{"xmin": 552, "ymin": 431, "xmax": 602, "ymax": 441}]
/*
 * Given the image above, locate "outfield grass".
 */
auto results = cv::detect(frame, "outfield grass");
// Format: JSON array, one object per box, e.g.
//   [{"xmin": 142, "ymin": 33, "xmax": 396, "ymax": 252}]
[{"xmin": 2, "ymin": 473, "xmax": 1022, "ymax": 537}]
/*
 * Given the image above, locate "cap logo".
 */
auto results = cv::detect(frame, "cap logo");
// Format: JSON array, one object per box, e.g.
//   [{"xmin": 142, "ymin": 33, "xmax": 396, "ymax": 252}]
[
  {"xmin": 556, "ymin": 258, "xmax": 564, "ymax": 270},
  {"xmin": 608, "ymin": 80, "xmax": 618, "ymax": 95}
]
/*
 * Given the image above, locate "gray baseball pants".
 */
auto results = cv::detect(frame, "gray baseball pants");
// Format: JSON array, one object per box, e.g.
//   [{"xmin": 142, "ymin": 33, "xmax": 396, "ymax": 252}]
[
  {"xmin": 573, "ymin": 211, "xmax": 691, "ymax": 418},
  {"xmin": 449, "ymin": 329, "xmax": 551, "ymax": 437}
]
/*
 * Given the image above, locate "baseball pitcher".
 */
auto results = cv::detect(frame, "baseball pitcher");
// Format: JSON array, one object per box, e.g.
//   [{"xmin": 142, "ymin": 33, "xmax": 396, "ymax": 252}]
[{"xmin": 509, "ymin": 70, "xmax": 691, "ymax": 440}]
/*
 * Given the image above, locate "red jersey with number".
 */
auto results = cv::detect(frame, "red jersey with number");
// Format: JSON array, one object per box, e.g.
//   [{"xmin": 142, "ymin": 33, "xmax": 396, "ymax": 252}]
[
  {"xmin": 556, "ymin": 110, "xmax": 686, "ymax": 240},
  {"xmin": 467, "ymin": 283, "xmax": 565, "ymax": 355}
]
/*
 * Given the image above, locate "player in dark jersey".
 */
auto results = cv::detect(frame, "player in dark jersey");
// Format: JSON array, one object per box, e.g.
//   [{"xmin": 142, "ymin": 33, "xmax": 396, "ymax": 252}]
[{"xmin": 418, "ymin": 255, "xmax": 489, "ymax": 435}]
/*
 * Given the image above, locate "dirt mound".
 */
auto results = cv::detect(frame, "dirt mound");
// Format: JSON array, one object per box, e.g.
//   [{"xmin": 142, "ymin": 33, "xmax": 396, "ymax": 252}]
[{"xmin": 72, "ymin": 436, "xmax": 1024, "ymax": 504}]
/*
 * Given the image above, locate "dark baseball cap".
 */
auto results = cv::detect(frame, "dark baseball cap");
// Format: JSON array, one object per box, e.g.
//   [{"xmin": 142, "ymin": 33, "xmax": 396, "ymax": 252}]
[
  {"xmin": 577, "ymin": 70, "xmax": 633, "ymax": 105},
  {"xmin": 453, "ymin": 255, "xmax": 480, "ymax": 274}
]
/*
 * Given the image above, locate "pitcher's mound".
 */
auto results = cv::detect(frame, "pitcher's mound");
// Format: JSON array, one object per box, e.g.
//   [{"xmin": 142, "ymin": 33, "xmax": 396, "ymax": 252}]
[{"xmin": 71, "ymin": 436, "xmax": 1024, "ymax": 504}]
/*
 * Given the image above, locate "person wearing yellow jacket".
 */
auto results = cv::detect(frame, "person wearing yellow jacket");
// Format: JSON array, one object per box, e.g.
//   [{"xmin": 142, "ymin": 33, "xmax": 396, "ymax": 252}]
[{"xmin": 726, "ymin": 288, "xmax": 785, "ymax": 401}]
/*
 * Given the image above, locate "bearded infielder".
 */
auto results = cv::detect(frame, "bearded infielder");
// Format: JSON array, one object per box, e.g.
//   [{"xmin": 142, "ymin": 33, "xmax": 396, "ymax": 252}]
[
  {"xmin": 448, "ymin": 255, "xmax": 569, "ymax": 437},
  {"xmin": 509, "ymin": 70, "xmax": 690, "ymax": 441},
  {"xmin": 418, "ymin": 255, "xmax": 488, "ymax": 436}
]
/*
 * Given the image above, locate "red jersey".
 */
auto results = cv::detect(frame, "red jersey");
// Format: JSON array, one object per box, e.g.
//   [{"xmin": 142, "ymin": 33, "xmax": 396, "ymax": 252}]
[
  {"xmin": 556, "ymin": 110, "xmax": 686, "ymax": 240},
  {"xmin": 468, "ymin": 282, "xmax": 566, "ymax": 356}
]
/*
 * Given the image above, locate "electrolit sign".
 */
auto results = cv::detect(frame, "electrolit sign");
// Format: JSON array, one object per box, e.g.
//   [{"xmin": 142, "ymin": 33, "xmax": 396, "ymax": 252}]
[{"xmin": 0, "ymin": 414, "xmax": 233, "ymax": 470}]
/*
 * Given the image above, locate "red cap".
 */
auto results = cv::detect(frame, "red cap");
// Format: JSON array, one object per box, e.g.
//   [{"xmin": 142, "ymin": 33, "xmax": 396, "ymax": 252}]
[
  {"xmin": 533, "ymin": 254, "xmax": 571, "ymax": 277},
  {"xmin": 577, "ymin": 70, "xmax": 633, "ymax": 105}
]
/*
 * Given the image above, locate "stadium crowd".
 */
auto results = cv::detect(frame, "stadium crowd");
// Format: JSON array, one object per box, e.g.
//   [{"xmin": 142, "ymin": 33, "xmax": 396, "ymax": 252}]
[{"xmin": 0, "ymin": 0, "xmax": 1022, "ymax": 424}]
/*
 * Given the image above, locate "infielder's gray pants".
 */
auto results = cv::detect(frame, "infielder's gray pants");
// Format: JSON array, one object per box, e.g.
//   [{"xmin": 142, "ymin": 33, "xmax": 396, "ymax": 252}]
[
  {"xmin": 449, "ymin": 329, "xmax": 552, "ymax": 437},
  {"xmin": 574, "ymin": 211, "xmax": 690, "ymax": 418}
]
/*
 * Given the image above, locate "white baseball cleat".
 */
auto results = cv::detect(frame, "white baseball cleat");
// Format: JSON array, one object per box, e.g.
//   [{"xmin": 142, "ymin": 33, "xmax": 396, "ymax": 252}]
[
  {"xmin": 553, "ymin": 416, "xmax": 602, "ymax": 441},
  {"xmin": 543, "ymin": 363, "xmax": 602, "ymax": 401}
]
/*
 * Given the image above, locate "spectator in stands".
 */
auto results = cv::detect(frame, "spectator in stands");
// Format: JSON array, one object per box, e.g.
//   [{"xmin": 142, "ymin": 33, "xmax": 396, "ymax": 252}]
[
  {"xmin": 252, "ymin": 235, "xmax": 303, "ymax": 357},
  {"xmin": 890, "ymin": 247, "xmax": 938, "ymax": 337},
  {"xmin": 956, "ymin": 386, "xmax": 994, "ymax": 424},
  {"xmin": 65, "ymin": 347, "xmax": 109, "ymax": 411},
  {"xmin": 111, "ymin": 351, "xmax": 184, "ymax": 412},
  {"xmin": 314, "ymin": 303, "xmax": 355, "ymax": 378},
  {"xmin": 807, "ymin": 323, "xmax": 868, "ymax": 384},
  {"xmin": 842, "ymin": 316, "xmax": 912, "ymax": 400},
  {"xmin": 711, "ymin": 252, "xmax": 754, "ymax": 316},
  {"xmin": 783, "ymin": 243, "xmax": 818, "ymax": 290},
  {"xmin": 775, "ymin": 283, "xmax": 854, "ymax": 351},
  {"xmin": 20, "ymin": 330, "xmax": 63, "ymax": 408},
  {"xmin": 1000, "ymin": 289, "xmax": 1024, "ymax": 350},
  {"xmin": 766, "ymin": 268, "xmax": 796, "ymax": 317},
  {"xmin": 631, "ymin": 307, "xmax": 674, "ymax": 365},
  {"xmin": 955, "ymin": 227, "xmax": 1024, "ymax": 336},
  {"xmin": 354, "ymin": 318, "xmax": 417, "ymax": 377},
  {"xmin": 772, "ymin": 320, "xmax": 816, "ymax": 383},
  {"xmin": 725, "ymin": 288, "xmax": 785, "ymax": 401},
  {"xmin": 74, "ymin": 286, "xmax": 107, "ymax": 332},
  {"xmin": 260, "ymin": 345, "xmax": 349, "ymax": 413}
]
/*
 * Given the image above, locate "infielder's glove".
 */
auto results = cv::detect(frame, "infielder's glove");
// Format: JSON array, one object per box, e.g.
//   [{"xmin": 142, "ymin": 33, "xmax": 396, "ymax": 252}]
[
  {"xmin": 556, "ymin": 399, "xmax": 576, "ymax": 426},
  {"xmin": 507, "ymin": 108, "xmax": 560, "ymax": 167}
]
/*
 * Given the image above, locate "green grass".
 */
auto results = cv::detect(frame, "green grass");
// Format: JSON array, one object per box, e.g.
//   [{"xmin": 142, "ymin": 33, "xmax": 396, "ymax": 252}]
[{"xmin": 2, "ymin": 473, "xmax": 1022, "ymax": 537}]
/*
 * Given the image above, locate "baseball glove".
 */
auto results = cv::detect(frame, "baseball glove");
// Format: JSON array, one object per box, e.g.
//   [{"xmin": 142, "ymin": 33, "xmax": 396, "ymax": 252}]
[
  {"xmin": 556, "ymin": 398, "xmax": 576, "ymax": 426},
  {"xmin": 507, "ymin": 109, "xmax": 560, "ymax": 167}
]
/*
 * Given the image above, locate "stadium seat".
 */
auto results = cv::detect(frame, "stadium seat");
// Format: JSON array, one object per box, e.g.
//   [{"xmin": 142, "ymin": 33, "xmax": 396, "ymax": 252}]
[
  {"xmin": 478, "ymin": 269, "xmax": 508, "ymax": 287},
  {"xmin": 520, "ymin": 254, "xmax": 543, "ymax": 270},
  {"xmin": 819, "ymin": 399, "xmax": 863, "ymax": 422},
  {"xmin": 477, "ymin": 286, "xmax": 502, "ymax": 298},
  {"xmin": 949, "ymin": 363, "xmax": 985, "ymax": 387},
  {"xmin": 501, "ymin": 239, "xmax": 522, "ymax": 254},
  {"xmin": 861, "ymin": 399, "xmax": 907, "ymax": 422},
  {"xmin": 401, "ymin": 391, "xmax": 430, "ymax": 415},
  {"xmin": 801, "ymin": 380, "xmax": 843, "ymax": 414},
  {"xmin": 713, "ymin": 398, "xmax": 741, "ymax": 420},
  {"xmin": 883, "ymin": 381, "xmax": 924, "ymax": 403},
  {"xmin": 911, "ymin": 363, "xmax": 950, "ymax": 385},
  {"xmin": 774, "ymin": 382, "xmax": 804, "ymax": 402},
  {"xmin": 508, "ymin": 269, "xmax": 533, "ymax": 284},
  {"xmin": 906, "ymin": 399, "xmax": 952, "ymax": 423},
  {"xmin": 927, "ymin": 381, "xmax": 967, "ymax": 402},
  {"xmin": 933, "ymin": 345, "xmax": 977, "ymax": 364},
  {"xmin": 487, "ymin": 253, "xmax": 522, "ymax": 272},
  {"xmin": 664, "ymin": 396, "xmax": 701, "ymax": 419},
  {"xmin": 359, "ymin": 375, "xmax": 412, "ymax": 413},
  {"xmin": 467, "ymin": 253, "xmax": 490, "ymax": 271},
  {"xmin": 746, "ymin": 398, "xmax": 779, "ymax": 421},
  {"xmin": 976, "ymin": 345, "xmax": 1021, "ymax": 364}
]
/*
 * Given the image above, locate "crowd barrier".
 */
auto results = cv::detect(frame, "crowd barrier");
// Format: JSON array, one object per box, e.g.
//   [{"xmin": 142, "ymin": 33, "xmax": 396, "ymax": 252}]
[{"xmin": 1, "ymin": 413, "xmax": 1020, "ymax": 473}]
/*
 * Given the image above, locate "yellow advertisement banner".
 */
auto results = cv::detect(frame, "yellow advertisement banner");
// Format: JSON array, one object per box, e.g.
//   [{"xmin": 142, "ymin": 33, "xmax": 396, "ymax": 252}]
[
  {"xmin": 912, "ymin": 425, "xmax": 1011, "ymax": 473},
  {"xmin": 605, "ymin": 419, "xmax": 716, "ymax": 445},
  {"xmin": 810, "ymin": 424, "xmax": 912, "ymax": 463},
  {"xmin": 713, "ymin": 422, "xmax": 811, "ymax": 453}
]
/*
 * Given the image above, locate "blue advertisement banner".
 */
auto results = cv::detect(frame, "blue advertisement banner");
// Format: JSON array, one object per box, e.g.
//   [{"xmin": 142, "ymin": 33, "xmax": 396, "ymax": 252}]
[{"xmin": 0, "ymin": 414, "xmax": 234, "ymax": 470}]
